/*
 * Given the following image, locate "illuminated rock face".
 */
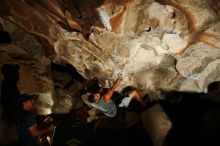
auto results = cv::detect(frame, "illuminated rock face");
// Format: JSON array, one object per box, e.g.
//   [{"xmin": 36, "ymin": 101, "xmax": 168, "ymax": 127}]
[
  {"xmin": 0, "ymin": 0, "xmax": 220, "ymax": 111},
  {"xmin": 0, "ymin": 1, "xmax": 220, "ymax": 145}
]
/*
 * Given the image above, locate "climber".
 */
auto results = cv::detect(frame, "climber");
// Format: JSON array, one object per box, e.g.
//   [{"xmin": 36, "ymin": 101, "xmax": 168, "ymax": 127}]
[
  {"xmin": 17, "ymin": 93, "xmax": 54, "ymax": 146},
  {"xmin": 87, "ymin": 75, "xmax": 147, "ymax": 118}
]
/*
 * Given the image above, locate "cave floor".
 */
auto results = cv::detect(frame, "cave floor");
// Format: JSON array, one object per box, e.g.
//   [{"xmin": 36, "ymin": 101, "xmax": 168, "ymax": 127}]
[
  {"xmin": 36, "ymin": 95, "xmax": 220, "ymax": 146},
  {"xmin": 3, "ymin": 95, "xmax": 220, "ymax": 146},
  {"xmin": 49, "ymin": 104, "xmax": 153, "ymax": 146}
]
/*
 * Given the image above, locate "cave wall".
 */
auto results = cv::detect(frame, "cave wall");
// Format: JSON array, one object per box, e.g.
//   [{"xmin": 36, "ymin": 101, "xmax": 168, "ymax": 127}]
[
  {"xmin": 0, "ymin": 0, "xmax": 220, "ymax": 145},
  {"xmin": 0, "ymin": 0, "xmax": 220, "ymax": 103}
]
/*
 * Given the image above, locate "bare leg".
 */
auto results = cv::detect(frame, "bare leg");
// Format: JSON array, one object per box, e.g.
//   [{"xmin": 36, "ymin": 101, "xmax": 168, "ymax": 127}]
[{"xmin": 128, "ymin": 89, "xmax": 147, "ymax": 107}]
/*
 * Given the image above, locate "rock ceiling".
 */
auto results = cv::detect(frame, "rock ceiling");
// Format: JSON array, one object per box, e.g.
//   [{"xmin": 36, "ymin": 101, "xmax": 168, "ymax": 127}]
[{"xmin": 0, "ymin": 0, "xmax": 220, "ymax": 106}]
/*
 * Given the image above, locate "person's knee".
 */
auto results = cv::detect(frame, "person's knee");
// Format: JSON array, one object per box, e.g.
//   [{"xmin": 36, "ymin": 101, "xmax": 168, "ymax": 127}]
[
  {"xmin": 88, "ymin": 108, "xmax": 100, "ymax": 116},
  {"xmin": 128, "ymin": 90, "xmax": 138, "ymax": 98}
]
